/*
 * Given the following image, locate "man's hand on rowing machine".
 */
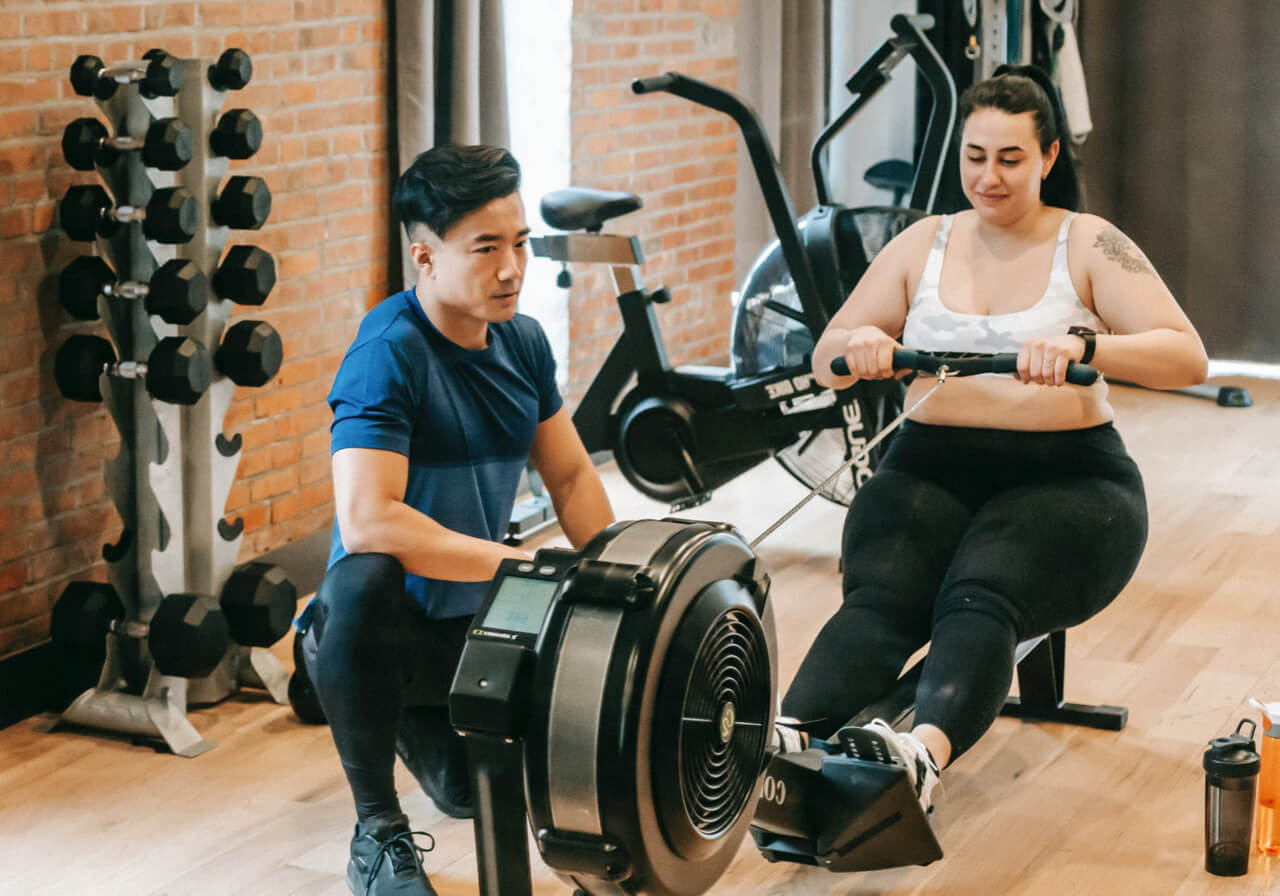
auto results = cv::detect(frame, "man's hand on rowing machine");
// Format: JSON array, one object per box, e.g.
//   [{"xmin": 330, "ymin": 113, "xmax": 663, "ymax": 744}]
[{"xmin": 1017, "ymin": 334, "xmax": 1089, "ymax": 387}]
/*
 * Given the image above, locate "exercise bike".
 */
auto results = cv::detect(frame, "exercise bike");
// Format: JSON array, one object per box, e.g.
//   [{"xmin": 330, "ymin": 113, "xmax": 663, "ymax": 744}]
[{"xmin": 531, "ymin": 14, "xmax": 956, "ymax": 512}]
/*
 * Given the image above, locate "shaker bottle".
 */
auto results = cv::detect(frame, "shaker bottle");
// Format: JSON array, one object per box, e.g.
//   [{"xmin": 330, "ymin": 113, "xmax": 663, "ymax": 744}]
[
  {"xmin": 1250, "ymin": 697, "xmax": 1280, "ymax": 855},
  {"xmin": 1203, "ymin": 718, "xmax": 1260, "ymax": 876}
]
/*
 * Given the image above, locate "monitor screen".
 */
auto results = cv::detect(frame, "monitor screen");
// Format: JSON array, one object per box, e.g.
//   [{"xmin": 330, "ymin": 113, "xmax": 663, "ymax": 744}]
[{"xmin": 480, "ymin": 575, "xmax": 560, "ymax": 635}]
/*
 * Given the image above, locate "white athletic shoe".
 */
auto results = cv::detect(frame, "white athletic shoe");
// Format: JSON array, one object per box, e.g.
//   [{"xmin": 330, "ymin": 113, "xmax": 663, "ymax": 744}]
[{"xmin": 839, "ymin": 718, "xmax": 941, "ymax": 814}]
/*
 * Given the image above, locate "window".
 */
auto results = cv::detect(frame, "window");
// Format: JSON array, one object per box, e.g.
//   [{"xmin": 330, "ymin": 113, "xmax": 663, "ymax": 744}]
[{"xmin": 504, "ymin": 0, "xmax": 572, "ymax": 385}]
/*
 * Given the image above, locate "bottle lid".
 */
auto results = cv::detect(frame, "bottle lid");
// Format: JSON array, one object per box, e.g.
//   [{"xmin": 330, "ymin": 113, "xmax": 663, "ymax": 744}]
[
  {"xmin": 1204, "ymin": 718, "xmax": 1260, "ymax": 777},
  {"xmin": 1250, "ymin": 697, "xmax": 1280, "ymax": 737}
]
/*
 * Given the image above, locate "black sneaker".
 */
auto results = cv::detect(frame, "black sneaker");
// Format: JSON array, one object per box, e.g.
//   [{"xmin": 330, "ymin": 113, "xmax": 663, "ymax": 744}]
[
  {"xmin": 396, "ymin": 709, "xmax": 474, "ymax": 819},
  {"xmin": 346, "ymin": 811, "xmax": 437, "ymax": 896}
]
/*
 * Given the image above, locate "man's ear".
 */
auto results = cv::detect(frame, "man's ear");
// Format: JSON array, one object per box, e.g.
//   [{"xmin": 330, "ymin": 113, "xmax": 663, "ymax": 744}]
[{"xmin": 408, "ymin": 240, "xmax": 432, "ymax": 271}]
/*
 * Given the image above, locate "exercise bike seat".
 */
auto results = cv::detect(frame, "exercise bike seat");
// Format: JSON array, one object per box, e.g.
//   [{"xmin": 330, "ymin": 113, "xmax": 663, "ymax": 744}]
[
  {"xmin": 863, "ymin": 158, "xmax": 914, "ymax": 204},
  {"xmin": 540, "ymin": 187, "xmax": 643, "ymax": 232}
]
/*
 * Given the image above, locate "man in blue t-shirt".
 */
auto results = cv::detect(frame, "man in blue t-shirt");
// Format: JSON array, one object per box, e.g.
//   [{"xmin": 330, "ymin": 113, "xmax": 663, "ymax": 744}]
[{"xmin": 301, "ymin": 144, "xmax": 614, "ymax": 896}]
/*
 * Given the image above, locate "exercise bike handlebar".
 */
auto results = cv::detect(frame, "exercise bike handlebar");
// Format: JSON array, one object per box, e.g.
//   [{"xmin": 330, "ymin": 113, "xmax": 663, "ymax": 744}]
[
  {"xmin": 631, "ymin": 71, "xmax": 830, "ymax": 340},
  {"xmin": 895, "ymin": 13, "xmax": 937, "ymax": 35},
  {"xmin": 841, "ymin": 14, "xmax": 935, "ymax": 98},
  {"xmin": 631, "ymin": 73, "xmax": 679, "ymax": 94},
  {"xmin": 812, "ymin": 12, "xmax": 955, "ymax": 211},
  {"xmin": 830, "ymin": 350, "xmax": 1099, "ymax": 386}
]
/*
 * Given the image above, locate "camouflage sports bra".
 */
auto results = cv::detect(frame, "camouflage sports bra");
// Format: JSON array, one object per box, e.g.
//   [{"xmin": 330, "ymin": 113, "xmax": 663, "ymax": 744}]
[{"xmin": 902, "ymin": 213, "xmax": 1105, "ymax": 354}]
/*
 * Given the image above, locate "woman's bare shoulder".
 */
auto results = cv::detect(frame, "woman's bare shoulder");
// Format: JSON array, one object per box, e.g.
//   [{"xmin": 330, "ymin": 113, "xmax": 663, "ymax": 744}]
[
  {"xmin": 1067, "ymin": 213, "xmax": 1158, "ymax": 275},
  {"xmin": 1067, "ymin": 211, "xmax": 1110, "ymax": 237}
]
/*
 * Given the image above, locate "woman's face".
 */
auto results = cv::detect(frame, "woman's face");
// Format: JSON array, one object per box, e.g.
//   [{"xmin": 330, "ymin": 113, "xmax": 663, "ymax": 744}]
[{"xmin": 959, "ymin": 107, "xmax": 1059, "ymax": 225}]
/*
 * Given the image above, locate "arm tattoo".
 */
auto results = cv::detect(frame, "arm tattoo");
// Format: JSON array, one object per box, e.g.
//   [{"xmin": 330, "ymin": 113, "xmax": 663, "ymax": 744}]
[{"xmin": 1094, "ymin": 226, "xmax": 1155, "ymax": 276}]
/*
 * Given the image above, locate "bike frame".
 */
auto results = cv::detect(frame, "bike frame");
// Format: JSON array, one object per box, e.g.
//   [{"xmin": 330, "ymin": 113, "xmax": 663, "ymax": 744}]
[{"xmin": 529, "ymin": 231, "xmax": 853, "ymax": 459}]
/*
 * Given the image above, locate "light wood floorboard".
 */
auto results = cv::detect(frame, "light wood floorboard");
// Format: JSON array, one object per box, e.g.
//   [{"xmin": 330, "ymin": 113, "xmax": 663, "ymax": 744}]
[{"xmin": 2, "ymin": 379, "xmax": 1278, "ymax": 894}]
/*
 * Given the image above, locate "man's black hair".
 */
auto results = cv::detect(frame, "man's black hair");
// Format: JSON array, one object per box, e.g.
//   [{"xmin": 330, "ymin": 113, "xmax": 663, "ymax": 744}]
[
  {"xmin": 393, "ymin": 143, "xmax": 522, "ymax": 239},
  {"xmin": 959, "ymin": 64, "xmax": 1082, "ymax": 211}
]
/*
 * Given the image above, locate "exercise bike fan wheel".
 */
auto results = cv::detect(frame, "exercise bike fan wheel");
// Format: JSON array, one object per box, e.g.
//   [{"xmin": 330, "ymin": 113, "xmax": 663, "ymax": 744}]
[
  {"xmin": 522, "ymin": 519, "xmax": 777, "ymax": 895},
  {"xmin": 731, "ymin": 205, "xmax": 918, "ymax": 504}
]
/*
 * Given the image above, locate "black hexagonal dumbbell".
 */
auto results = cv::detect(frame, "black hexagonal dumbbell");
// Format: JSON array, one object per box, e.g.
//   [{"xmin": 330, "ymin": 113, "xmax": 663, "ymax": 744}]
[
  {"xmin": 207, "ymin": 47, "xmax": 253, "ymax": 91},
  {"xmin": 219, "ymin": 562, "xmax": 296, "ymax": 648},
  {"xmin": 69, "ymin": 50, "xmax": 183, "ymax": 101},
  {"xmin": 55, "ymin": 333, "xmax": 212, "ymax": 406},
  {"xmin": 216, "ymin": 320, "xmax": 282, "ymax": 387},
  {"xmin": 62, "ymin": 117, "xmax": 193, "ymax": 172},
  {"xmin": 209, "ymin": 109, "xmax": 263, "ymax": 160},
  {"xmin": 213, "ymin": 245, "xmax": 276, "ymax": 306},
  {"xmin": 212, "ymin": 175, "xmax": 271, "ymax": 230},
  {"xmin": 51, "ymin": 581, "xmax": 230, "ymax": 680},
  {"xmin": 61, "ymin": 183, "xmax": 198, "ymax": 244},
  {"xmin": 59, "ymin": 255, "xmax": 207, "ymax": 325}
]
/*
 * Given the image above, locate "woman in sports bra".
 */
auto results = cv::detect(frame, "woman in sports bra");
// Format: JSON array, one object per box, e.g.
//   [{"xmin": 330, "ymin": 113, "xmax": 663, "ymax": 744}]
[{"xmin": 777, "ymin": 65, "xmax": 1208, "ymax": 814}]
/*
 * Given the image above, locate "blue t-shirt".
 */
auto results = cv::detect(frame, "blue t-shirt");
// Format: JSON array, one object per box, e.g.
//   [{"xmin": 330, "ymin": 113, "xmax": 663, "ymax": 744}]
[{"xmin": 323, "ymin": 288, "xmax": 562, "ymax": 618}]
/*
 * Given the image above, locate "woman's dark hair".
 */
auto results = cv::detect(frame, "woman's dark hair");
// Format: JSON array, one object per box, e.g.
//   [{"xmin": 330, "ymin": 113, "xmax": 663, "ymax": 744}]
[
  {"xmin": 394, "ymin": 143, "xmax": 522, "ymax": 239},
  {"xmin": 958, "ymin": 64, "xmax": 1081, "ymax": 211}
]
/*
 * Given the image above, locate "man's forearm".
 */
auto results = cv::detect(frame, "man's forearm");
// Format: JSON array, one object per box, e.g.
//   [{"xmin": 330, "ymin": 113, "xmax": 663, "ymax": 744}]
[
  {"xmin": 340, "ymin": 500, "xmax": 529, "ymax": 581},
  {"xmin": 548, "ymin": 466, "xmax": 615, "ymax": 550}
]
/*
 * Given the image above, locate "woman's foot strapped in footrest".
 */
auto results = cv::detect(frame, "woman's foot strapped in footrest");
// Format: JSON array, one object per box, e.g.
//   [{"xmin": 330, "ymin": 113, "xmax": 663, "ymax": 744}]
[{"xmin": 836, "ymin": 718, "xmax": 941, "ymax": 813}]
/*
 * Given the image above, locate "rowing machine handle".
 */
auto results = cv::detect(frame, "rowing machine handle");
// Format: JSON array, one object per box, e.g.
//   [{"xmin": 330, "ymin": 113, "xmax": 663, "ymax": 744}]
[{"xmin": 829, "ymin": 350, "xmax": 1099, "ymax": 386}]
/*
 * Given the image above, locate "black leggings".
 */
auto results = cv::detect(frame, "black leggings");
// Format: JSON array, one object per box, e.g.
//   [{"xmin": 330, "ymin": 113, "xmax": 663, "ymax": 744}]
[
  {"xmin": 782, "ymin": 421, "xmax": 1147, "ymax": 759},
  {"xmin": 305, "ymin": 553, "xmax": 471, "ymax": 821}
]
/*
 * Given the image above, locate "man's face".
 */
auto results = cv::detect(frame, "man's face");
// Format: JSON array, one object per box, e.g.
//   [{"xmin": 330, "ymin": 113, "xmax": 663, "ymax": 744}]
[{"xmin": 412, "ymin": 193, "xmax": 529, "ymax": 331}]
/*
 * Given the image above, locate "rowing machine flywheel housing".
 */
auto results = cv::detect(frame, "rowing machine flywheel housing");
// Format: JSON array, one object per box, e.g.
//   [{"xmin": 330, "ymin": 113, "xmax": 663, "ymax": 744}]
[{"xmin": 524, "ymin": 518, "xmax": 778, "ymax": 895}]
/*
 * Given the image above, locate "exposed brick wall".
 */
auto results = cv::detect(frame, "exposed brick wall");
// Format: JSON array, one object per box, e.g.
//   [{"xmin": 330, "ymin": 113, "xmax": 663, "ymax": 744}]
[
  {"xmin": 566, "ymin": 0, "xmax": 741, "ymax": 403},
  {"xmin": 0, "ymin": 0, "xmax": 390, "ymax": 658},
  {"xmin": 0, "ymin": 0, "xmax": 748, "ymax": 661}
]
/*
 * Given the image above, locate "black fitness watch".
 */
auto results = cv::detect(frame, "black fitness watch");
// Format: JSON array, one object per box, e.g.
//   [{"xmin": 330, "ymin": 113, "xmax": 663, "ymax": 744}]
[{"xmin": 1068, "ymin": 326, "xmax": 1096, "ymax": 365}]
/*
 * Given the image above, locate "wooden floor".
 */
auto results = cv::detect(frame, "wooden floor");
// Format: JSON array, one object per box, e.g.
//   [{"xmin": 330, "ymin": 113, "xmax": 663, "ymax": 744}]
[{"xmin": 3, "ymin": 378, "xmax": 1279, "ymax": 895}]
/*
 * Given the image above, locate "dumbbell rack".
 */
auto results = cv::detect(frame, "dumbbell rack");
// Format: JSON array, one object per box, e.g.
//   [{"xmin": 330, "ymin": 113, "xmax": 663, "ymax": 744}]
[{"xmin": 51, "ymin": 53, "xmax": 287, "ymax": 757}]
